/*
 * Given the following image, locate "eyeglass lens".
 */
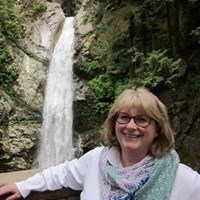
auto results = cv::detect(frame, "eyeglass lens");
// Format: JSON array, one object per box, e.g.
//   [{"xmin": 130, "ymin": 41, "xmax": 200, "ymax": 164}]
[{"xmin": 116, "ymin": 113, "xmax": 151, "ymax": 128}]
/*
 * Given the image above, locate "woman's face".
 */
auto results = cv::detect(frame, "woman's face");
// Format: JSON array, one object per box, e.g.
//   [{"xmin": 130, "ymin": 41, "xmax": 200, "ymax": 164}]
[{"xmin": 115, "ymin": 107, "xmax": 158, "ymax": 158}]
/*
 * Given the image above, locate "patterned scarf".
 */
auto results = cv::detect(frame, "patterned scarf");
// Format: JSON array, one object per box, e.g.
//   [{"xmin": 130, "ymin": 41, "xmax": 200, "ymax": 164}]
[{"xmin": 99, "ymin": 147, "xmax": 179, "ymax": 200}]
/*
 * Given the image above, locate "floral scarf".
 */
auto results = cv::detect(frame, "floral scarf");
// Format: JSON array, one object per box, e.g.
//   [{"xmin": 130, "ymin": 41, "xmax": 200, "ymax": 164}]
[{"xmin": 99, "ymin": 147, "xmax": 179, "ymax": 200}]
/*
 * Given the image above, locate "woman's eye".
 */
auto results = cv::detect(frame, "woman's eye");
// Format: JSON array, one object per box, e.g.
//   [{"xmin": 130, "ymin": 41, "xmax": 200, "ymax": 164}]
[
  {"xmin": 138, "ymin": 117, "xmax": 146, "ymax": 121},
  {"xmin": 120, "ymin": 115, "xmax": 129, "ymax": 120},
  {"xmin": 136, "ymin": 116, "xmax": 148, "ymax": 122}
]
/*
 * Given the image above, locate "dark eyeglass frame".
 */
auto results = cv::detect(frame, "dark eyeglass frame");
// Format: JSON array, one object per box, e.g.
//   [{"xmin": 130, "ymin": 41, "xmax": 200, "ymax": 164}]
[{"xmin": 116, "ymin": 112, "xmax": 152, "ymax": 128}]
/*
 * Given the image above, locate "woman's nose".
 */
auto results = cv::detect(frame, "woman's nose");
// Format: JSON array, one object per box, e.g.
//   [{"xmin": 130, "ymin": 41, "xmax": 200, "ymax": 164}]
[{"xmin": 126, "ymin": 118, "xmax": 138, "ymax": 129}]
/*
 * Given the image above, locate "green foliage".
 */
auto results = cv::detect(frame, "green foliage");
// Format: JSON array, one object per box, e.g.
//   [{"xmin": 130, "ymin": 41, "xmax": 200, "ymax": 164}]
[
  {"xmin": 0, "ymin": 44, "xmax": 18, "ymax": 89},
  {"xmin": 83, "ymin": 56, "xmax": 102, "ymax": 75},
  {"xmin": 0, "ymin": 0, "xmax": 24, "ymax": 40},
  {"xmin": 131, "ymin": 49, "xmax": 183, "ymax": 87},
  {"xmin": 89, "ymin": 75, "xmax": 114, "ymax": 114},
  {"xmin": 82, "ymin": 0, "xmax": 199, "ymax": 115},
  {"xmin": 82, "ymin": 1, "xmax": 100, "ymax": 24},
  {"xmin": 0, "ymin": 0, "xmax": 24, "ymax": 89},
  {"xmin": 86, "ymin": 48, "xmax": 184, "ymax": 114},
  {"xmin": 29, "ymin": 2, "xmax": 47, "ymax": 19}
]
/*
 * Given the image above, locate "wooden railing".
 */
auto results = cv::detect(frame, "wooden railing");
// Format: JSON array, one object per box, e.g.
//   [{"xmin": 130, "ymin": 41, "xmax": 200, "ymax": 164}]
[
  {"xmin": 0, "ymin": 188, "xmax": 80, "ymax": 200},
  {"xmin": 0, "ymin": 170, "xmax": 81, "ymax": 200}
]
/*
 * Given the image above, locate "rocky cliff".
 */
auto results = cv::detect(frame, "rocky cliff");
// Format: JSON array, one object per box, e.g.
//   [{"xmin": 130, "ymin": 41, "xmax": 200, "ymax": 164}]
[{"xmin": 0, "ymin": 2, "xmax": 91, "ymax": 171}]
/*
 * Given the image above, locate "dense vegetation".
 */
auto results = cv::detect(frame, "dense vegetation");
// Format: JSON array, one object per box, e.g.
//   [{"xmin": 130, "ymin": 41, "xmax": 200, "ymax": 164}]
[
  {"xmin": 0, "ymin": 0, "xmax": 24, "ymax": 89},
  {"xmin": 77, "ymin": 0, "xmax": 200, "ymax": 114}
]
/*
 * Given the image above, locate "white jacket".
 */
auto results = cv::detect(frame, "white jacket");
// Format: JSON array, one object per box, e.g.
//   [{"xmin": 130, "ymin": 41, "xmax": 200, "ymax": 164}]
[{"xmin": 16, "ymin": 147, "xmax": 200, "ymax": 200}]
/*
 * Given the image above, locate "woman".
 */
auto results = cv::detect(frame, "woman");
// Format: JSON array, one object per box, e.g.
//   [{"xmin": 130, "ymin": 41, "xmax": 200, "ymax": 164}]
[{"xmin": 0, "ymin": 87, "xmax": 200, "ymax": 200}]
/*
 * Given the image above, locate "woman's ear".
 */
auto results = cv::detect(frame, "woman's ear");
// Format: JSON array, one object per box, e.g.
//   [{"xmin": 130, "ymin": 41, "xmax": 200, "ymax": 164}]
[
  {"xmin": 155, "ymin": 123, "xmax": 161, "ymax": 137},
  {"xmin": 155, "ymin": 132, "xmax": 159, "ymax": 137}
]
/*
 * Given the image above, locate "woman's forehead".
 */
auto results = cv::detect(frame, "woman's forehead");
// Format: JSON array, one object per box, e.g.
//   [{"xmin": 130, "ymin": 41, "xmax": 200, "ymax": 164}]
[
  {"xmin": 119, "ymin": 107, "xmax": 146, "ymax": 114},
  {"xmin": 117, "ymin": 104, "xmax": 146, "ymax": 113},
  {"xmin": 118, "ymin": 97, "xmax": 144, "ymax": 109},
  {"xmin": 115, "ymin": 97, "xmax": 151, "ymax": 114}
]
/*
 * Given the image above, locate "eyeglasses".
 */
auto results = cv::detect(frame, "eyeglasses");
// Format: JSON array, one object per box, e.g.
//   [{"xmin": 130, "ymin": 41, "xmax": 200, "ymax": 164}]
[{"xmin": 116, "ymin": 112, "xmax": 152, "ymax": 128}]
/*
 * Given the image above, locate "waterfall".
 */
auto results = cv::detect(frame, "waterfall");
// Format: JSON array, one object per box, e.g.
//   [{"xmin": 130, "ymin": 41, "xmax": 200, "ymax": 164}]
[{"xmin": 37, "ymin": 17, "xmax": 75, "ymax": 169}]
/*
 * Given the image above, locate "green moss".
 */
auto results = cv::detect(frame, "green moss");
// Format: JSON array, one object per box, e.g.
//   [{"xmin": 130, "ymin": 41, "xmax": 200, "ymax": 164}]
[{"xmin": 28, "ymin": 2, "xmax": 47, "ymax": 19}]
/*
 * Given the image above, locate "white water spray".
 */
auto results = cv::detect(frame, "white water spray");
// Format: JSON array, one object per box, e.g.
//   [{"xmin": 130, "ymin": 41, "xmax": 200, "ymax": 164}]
[{"xmin": 37, "ymin": 17, "xmax": 75, "ymax": 169}]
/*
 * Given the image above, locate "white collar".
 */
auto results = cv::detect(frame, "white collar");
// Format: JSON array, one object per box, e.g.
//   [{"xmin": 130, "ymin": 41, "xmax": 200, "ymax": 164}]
[{"xmin": 107, "ymin": 146, "xmax": 123, "ymax": 168}]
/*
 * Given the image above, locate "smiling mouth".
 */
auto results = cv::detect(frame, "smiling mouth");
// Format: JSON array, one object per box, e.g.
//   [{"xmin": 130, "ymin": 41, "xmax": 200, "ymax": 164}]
[{"xmin": 123, "ymin": 133, "xmax": 142, "ymax": 139}]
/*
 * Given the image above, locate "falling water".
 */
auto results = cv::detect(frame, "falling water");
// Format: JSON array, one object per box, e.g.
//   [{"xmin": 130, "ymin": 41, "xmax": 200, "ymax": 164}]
[{"xmin": 37, "ymin": 17, "xmax": 75, "ymax": 169}]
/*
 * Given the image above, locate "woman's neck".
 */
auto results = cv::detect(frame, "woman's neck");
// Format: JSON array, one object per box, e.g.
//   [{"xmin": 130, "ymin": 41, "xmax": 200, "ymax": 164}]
[{"xmin": 120, "ymin": 150, "xmax": 148, "ymax": 167}]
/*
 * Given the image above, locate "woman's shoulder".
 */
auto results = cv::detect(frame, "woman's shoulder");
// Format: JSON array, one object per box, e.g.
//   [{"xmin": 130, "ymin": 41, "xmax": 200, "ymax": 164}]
[
  {"xmin": 175, "ymin": 163, "xmax": 200, "ymax": 186},
  {"xmin": 87, "ymin": 146, "xmax": 105, "ymax": 155},
  {"xmin": 80, "ymin": 146, "xmax": 104, "ymax": 160},
  {"xmin": 170, "ymin": 163, "xmax": 200, "ymax": 200},
  {"xmin": 177, "ymin": 163, "xmax": 199, "ymax": 179}
]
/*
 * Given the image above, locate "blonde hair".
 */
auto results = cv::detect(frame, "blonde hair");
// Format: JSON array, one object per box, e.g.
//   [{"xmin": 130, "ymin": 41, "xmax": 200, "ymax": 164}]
[{"xmin": 101, "ymin": 87, "xmax": 175, "ymax": 158}]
